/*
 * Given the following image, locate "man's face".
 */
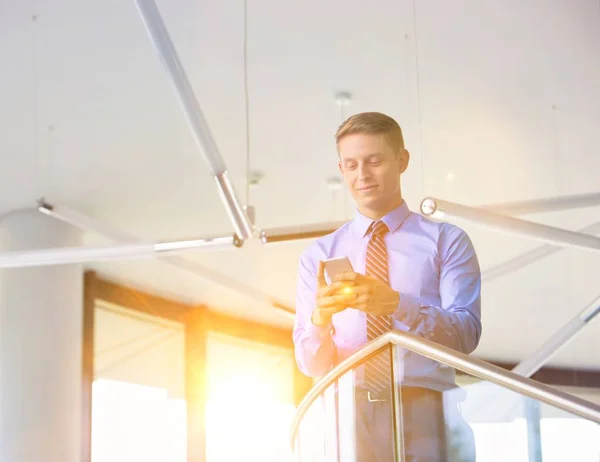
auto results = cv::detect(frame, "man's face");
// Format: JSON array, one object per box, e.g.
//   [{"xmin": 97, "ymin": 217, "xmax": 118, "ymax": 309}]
[{"xmin": 338, "ymin": 133, "xmax": 408, "ymax": 214}]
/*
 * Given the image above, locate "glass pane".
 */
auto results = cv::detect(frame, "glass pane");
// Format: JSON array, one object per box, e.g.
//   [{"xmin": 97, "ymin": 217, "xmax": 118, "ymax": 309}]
[
  {"xmin": 294, "ymin": 380, "xmax": 338, "ymax": 462},
  {"xmin": 92, "ymin": 302, "xmax": 186, "ymax": 462},
  {"xmin": 352, "ymin": 346, "xmax": 396, "ymax": 461},
  {"xmin": 392, "ymin": 345, "xmax": 600, "ymax": 462}
]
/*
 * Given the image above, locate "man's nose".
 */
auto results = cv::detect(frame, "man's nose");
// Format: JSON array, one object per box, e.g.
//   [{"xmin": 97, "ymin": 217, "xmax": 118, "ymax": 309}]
[{"xmin": 357, "ymin": 163, "xmax": 371, "ymax": 180}]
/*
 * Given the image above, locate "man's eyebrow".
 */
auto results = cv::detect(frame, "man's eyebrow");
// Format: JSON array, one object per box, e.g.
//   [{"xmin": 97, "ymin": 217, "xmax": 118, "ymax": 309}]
[{"xmin": 342, "ymin": 152, "xmax": 384, "ymax": 159}]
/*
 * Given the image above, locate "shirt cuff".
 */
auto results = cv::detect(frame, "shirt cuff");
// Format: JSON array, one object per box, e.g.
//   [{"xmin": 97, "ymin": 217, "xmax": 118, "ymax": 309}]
[
  {"xmin": 393, "ymin": 292, "xmax": 421, "ymax": 326},
  {"xmin": 306, "ymin": 318, "xmax": 335, "ymax": 338}
]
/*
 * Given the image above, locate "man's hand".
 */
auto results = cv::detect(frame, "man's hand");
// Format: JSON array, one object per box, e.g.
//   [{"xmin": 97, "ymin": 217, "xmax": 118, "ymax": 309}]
[
  {"xmin": 312, "ymin": 261, "xmax": 356, "ymax": 326},
  {"xmin": 334, "ymin": 272, "xmax": 400, "ymax": 316}
]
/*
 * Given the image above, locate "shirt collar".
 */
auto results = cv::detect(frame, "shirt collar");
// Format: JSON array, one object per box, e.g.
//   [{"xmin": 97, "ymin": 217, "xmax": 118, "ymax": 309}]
[{"xmin": 352, "ymin": 200, "xmax": 411, "ymax": 237}]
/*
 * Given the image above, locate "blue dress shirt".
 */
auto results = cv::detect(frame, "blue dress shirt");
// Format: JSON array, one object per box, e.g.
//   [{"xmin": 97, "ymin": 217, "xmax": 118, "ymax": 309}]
[{"xmin": 293, "ymin": 200, "xmax": 482, "ymax": 391}]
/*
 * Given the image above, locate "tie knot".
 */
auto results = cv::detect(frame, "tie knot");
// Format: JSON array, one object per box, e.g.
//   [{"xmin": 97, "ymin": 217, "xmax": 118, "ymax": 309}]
[{"xmin": 370, "ymin": 220, "xmax": 389, "ymax": 238}]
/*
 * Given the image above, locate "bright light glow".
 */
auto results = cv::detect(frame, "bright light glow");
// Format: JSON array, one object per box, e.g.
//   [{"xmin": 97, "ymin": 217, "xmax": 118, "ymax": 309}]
[{"xmin": 205, "ymin": 334, "xmax": 297, "ymax": 462}]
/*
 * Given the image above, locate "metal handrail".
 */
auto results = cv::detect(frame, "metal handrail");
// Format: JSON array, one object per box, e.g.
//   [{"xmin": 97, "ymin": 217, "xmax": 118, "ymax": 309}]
[{"xmin": 290, "ymin": 329, "xmax": 600, "ymax": 447}]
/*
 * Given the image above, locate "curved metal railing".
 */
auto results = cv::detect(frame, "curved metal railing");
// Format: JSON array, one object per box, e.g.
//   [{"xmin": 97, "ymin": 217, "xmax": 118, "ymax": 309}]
[{"xmin": 290, "ymin": 329, "xmax": 600, "ymax": 447}]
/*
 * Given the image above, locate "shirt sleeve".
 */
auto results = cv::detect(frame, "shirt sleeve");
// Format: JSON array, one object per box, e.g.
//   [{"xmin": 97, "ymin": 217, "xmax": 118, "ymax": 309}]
[
  {"xmin": 292, "ymin": 249, "xmax": 337, "ymax": 377},
  {"xmin": 393, "ymin": 224, "xmax": 482, "ymax": 354}
]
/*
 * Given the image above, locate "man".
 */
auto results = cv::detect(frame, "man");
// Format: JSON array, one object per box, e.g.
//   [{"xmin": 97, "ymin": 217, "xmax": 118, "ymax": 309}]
[{"xmin": 293, "ymin": 112, "xmax": 481, "ymax": 461}]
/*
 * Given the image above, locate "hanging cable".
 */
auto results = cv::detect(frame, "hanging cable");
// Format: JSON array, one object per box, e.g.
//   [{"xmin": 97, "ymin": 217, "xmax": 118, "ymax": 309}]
[
  {"xmin": 46, "ymin": 125, "xmax": 55, "ymax": 200},
  {"xmin": 412, "ymin": 0, "xmax": 427, "ymax": 199},
  {"xmin": 243, "ymin": 0, "xmax": 251, "ymax": 207},
  {"xmin": 97, "ymin": 330, "xmax": 179, "ymax": 376},
  {"xmin": 31, "ymin": 13, "xmax": 41, "ymax": 200},
  {"xmin": 550, "ymin": 104, "xmax": 562, "ymax": 195},
  {"xmin": 334, "ymin": 92, "xmax": 351, "ymax": 219},
  {"xmin": 95, "ymin": 325, "xmax": 175, "ymax": 356}
]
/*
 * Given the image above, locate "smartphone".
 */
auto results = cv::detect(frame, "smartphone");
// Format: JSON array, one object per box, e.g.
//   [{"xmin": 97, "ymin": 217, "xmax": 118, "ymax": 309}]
[{"xmin": 323, "ymin": 257, "xmax": 354, "ymax": 283}]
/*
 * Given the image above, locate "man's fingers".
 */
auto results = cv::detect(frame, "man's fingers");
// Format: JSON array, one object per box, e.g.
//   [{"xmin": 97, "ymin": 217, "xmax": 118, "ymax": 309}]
[
  {"xmin": 345, "ymin": 285, "xmax": 369, "ymax": 296},
  {"xmin": 321, "ymin": 281, "xmax": 356, "ymax": 297},
  {"xmin": 317, "ymin": 261, "xmax": 327, "ymax": 288},
  {"xmin": 354, "ymin": 294, "xmax": 370, "ymax": 307},
  {"xmin": 334, "ymin": 271, "xmax": 366, "ymax": 283}
]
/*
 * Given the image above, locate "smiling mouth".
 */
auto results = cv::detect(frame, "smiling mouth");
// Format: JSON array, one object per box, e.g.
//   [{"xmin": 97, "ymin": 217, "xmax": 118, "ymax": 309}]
[{"xmin": 357, "ymin": 185, "xmax": 377, "ymax": 191}]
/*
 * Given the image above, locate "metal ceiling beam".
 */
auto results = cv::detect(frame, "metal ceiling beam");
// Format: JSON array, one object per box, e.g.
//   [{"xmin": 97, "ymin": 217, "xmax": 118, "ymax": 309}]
[
  {"xmin": 133, "ymin": 0, "xmax": 252, "ymax": 240},
  {"xmin": 35, "ymin": 201, "xmax": 295, "ymax": 318},
  {"xmin": 481, "ymin": 191, "xmax": 600, "ymax": 216},
  {"xmin": 512, "ymin": 295, "xmax": 600, "ymax": 378},
  {"xmin": 38, "ymin": 200, "xmax": 138, "ymax": 242},
  {"xmin": 482, "ymin": 219, "xmax": 600, "ymax": 282},
  {"xmin": 0, "ymin": 234, "xmax": 240, "ymax": 269},
  {"xmin": 259, "ymin": 221, "xmax": 349, "ymax": 244},
  {"xmin": 421, "ymin": 196, "xmax": 600, "ymax": 377},
  {"xmin": 420, "ymin": 197, "xmax": 600, "ymax": 253}
]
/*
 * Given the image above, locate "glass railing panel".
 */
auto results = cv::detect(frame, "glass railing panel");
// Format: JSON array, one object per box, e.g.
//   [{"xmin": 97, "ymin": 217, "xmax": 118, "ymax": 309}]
[
  {"xmin": 293, "ymin": 368, "xmax": 346, "ymax": 462},
  {"xmin": 292, "ymin": 338, "xmax": 600, "ymax": 462},
  {"xmin": 393, "ymin": 345, "xmax": 600, "ymax": 462},
  {"xmin": 351, "ymin": 345, "xmax": 397, "ymax": 461},
  {"xmin": 293, "ymin": 346, "xmax": 398, "ymax": 462}
]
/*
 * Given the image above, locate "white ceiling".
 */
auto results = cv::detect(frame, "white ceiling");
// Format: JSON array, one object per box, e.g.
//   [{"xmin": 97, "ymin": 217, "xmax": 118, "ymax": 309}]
[{"xmin": 1, "ymin": 0, "xmax": 599, "ymax": 369}]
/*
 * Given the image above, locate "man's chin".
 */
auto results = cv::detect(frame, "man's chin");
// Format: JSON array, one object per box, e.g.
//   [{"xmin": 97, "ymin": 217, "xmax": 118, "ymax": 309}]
[{"xmin": 356, "ymin": 196, "xmax": 384, "ymax": 209}]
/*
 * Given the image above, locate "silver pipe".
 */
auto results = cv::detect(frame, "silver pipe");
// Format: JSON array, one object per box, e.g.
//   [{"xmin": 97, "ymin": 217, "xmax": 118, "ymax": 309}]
[
  {"xmin": 481, "ymin": 191, "xmax": 600, "ymax": 216},
  {"xmin": 420, "ymin": 197, "xmax": 600, "ymax": 253},
  {"xmin": 512, "ymin": 295, "xmax": 600, "ymax": 378},
  {"xmin": 37, "ymin": 200, "xmax": 138, "ymax": 242},
  {"xmin": 582, "ymin": 302, "xmax": 600, "ymax": 323},
  {"xmin": 260, "ymin": 221, "xmax": 348, "ymax": 244},
  {"xmin": 155, "ymin": 235, "xmax": 240, "ymax": 252},
  {"xmin": 133, "ymin": 0, "xmax": 252, "ymax": 240},
  {"xmin": 482, "ymin": 219, "xmax": 600, "ymax": 282},
  {"xmin": 214, "ymin": 172, "xmax": 253, "ymax": 240},
  {"xmin": 37, "ymin": 202, "xmax": 295, "ymax": 317},
  {"xmin": 0, "ymin": 235, "xmax": 238, "ymax": 268},
  {"xmin": 290, "ymin": 330, "xmax": 600, "ymax": 447}
]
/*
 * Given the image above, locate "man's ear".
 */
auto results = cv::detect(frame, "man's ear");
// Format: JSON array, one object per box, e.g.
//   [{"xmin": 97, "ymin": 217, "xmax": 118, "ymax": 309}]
[
  {"xmin": 398, "ymin": 149, "xmax": 410, "ymax": 174},
  {"xmin": 338, "ymin": 160, "xmax": 343, "ymax": 173}
]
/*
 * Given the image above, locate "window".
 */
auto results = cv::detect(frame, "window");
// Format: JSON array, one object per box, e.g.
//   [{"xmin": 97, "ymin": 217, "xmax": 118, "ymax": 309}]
[
  {"xmin": 205, "ymin": 333, "xmax": 296, "ymax": 462},
  {"xmin": 92, "ymin": 301, "xmax": 186, "ymax": 462},
  {"xmin": 92, "ymin": 379, "xmax": 186, "ymax": 462}
]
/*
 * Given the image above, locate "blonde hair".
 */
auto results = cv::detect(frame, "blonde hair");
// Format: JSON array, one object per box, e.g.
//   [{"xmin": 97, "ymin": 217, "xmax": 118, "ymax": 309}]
[{"xmin": 335, "ymin": 112, "xmax": 405, "ymax": 152}]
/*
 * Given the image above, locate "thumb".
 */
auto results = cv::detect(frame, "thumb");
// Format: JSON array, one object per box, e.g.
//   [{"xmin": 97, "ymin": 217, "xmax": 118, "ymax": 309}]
[{"xmin": 317, "ymin": 260, "xmax": 327, "ymax": 288}]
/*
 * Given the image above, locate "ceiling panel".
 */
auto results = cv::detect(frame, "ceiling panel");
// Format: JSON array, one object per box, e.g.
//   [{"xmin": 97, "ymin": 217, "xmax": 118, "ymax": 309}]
[{"xmin": 1, "ymin": 0, "xmax": 598, "ymax": 368}]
